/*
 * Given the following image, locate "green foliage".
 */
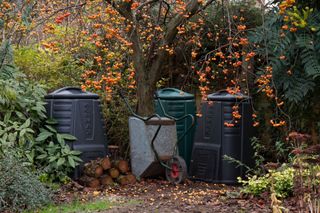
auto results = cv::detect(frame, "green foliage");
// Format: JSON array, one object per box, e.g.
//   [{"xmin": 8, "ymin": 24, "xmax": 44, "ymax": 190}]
[
  {"xmin": 250, "ymin": 8, "xmax": 320, "ymax": 104},
  {"xmin": 100, "ymin": 93, "xmax": 133, "ymax": 158},
  {"xmin": 251, "ymin": 137, "xmax": 265, "ymax": 174},
  {"xmin": 223, "ymin": 155, "xmax": 252, "ymax": 173},
  {"xmin": 14, "ymin": 46, "xmax": 83, "ymax": 91},
  {"xmin": 0, "ymin": 74, "xmax": 47, "ymax": 155},
  {"xmin": 269, "ymin": 167, "xmax": 295, "ymax": 198},
  {"xmin": 32, "ymin": 120, "xmax": 82, "ymax": 183},
  {"xmin": 0, "ymin": 41, "xmax": 81, "ymax": 184},
  {"xmin": 0, "ymin": 153, "xmax": 52, "ymax": 212},
  {"xmin": 0, "ymin": 41, "xmax": 15, "ymax": 79},
  {"xmin": 238, "ymin": 175, "xmax": 269, "ymax": 197},
  {"xmin": 238, "ymin": 166, "xmax": 295, "ymax": 198}
]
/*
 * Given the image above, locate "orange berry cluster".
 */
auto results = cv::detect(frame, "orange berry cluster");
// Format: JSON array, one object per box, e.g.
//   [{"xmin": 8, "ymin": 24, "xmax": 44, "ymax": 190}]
[
  {"xmin": 55, "ymin": 12, "xmax": 71, "ymax": 24},
  {"xmin": 41, "ymin": 41, "xmax": 59, "ymax": 52},
  {"xmin": 224, "ymin": 122, "xmax": 235, "ymax": 127},
  {"xmin": 232, "ymin": 105, "xmax": 241, "ymax": 119},
  {"xmin": 270, "ymin": 119, "xmax": 286, "ymax": 127},
  {"xmin": 279, "ymin": 0, "xmax": 295, "ymax": 14},
  {"xmin": 256, "ymin": 66, "xmax": 274, "ymax": 98},
  {"xmin": 252, "ymin": 114, "xmax": 259, "ymax": 127}
]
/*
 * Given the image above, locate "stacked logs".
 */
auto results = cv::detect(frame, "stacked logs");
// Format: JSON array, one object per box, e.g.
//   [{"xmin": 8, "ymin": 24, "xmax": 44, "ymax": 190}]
[{"xmin": 79, "ymin": 157, "xmax": 136, "ymax": 188}]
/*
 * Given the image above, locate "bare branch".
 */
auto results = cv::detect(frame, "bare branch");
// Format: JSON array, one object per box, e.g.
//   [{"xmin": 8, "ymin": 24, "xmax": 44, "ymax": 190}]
[
  {"xmin": 149, "ymin": 0, "xmax": 216, "ymax": 84},
  {"xmin": 202, "ymin": 0, "xmax": 216, "ymax": 11},
  {"xmin": 164, "ymin": 0, "xmax": 200, "ymax": 44},
  {"xmin": 31, "ymin": 2, "xmax": 86, "ymax": 31},
  {"xmin": 162, "ymin": 1, "xmax": 170, "ymax": 24},
  {"xmin": 104, "ymin": 0, "xmax": 133, "ymax": 20},
  {"xmin": 135, "ymin": 0, "xmax": 159, "ymax": 12}
]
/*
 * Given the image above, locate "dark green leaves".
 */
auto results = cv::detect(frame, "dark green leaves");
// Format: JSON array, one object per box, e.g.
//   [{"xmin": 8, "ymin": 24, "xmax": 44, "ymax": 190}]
[{"xmin": 36, "ymin": 131, "xmax": 53, "ymax": 142}]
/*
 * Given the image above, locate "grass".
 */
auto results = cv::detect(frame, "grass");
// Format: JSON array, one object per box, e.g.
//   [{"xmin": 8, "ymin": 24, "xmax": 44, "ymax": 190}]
[{"xmin": 33, "ymin": 199, "xmax": 113, "ymax": 213}]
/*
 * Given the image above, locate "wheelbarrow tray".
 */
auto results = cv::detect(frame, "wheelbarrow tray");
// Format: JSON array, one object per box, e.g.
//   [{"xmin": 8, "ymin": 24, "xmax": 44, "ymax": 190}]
[{"xmin": 129, "ymin": 116, "xmax": 177, "ymax": 179}]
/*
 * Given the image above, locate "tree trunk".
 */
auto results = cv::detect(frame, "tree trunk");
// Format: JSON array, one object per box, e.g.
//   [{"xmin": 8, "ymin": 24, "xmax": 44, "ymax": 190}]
[
  {"xmin": 121, "ymin": 0, "xmax": 202, "ymax": 116},
  {"xmin": 136, "ymin": 79, "xmax": 156, "ymax": 116}
]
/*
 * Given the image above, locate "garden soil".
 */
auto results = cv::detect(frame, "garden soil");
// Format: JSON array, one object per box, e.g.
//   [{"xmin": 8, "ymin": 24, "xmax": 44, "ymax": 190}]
[{"xmin": 57, "ymin": 179, "xmax": 300, "ymax": 213}]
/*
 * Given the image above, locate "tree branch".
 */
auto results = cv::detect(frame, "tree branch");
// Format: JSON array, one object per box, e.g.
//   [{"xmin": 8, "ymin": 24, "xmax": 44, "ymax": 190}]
[
  {"xmin": 148, "ymin": 0, "xmax": 204, "ymax": 84},
  {"xmin": 104, "ymin": 0, "xmax": 133, "ymax": 20},
  {"xmin": 135, "ymin": 0, "xmax": 159, "ymax": 12},
  {"xmin": 164, "ymin": 0, "xmax": 200, "ymax": 44}
]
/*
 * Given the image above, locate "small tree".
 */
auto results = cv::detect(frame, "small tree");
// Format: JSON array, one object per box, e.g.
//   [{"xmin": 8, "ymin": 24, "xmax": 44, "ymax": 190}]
[{"xmin": 81, "ymin": 0, "xmax": 215, "ymax": 115}]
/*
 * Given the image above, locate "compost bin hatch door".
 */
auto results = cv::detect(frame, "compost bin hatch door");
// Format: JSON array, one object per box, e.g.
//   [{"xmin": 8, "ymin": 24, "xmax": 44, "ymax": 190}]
[
  {"xmin": 46, "ymin": 87, "xmax": 99, "ymax": 99},
  {"xmin": 156, "ymin": 88, "xmax": 194, "ymax": 100}
]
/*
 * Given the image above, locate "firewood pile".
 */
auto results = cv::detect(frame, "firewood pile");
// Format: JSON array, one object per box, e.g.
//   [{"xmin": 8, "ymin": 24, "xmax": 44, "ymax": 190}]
[{"xmin": 78, "ymin": 157, "xmax": 136, "ymax": 188}]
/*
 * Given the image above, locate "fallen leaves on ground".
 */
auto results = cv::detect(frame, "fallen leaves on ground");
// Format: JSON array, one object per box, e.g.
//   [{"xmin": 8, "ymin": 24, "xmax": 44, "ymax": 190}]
[{"xmin": 54, "ymin": 179, "xmax": 300, "ymax": 213}]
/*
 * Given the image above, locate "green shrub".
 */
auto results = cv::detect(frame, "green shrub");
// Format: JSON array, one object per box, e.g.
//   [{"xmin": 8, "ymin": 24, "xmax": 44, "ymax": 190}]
[
  {"xmin": 0, "ymin": 76, "xmax": 47, "ymax": 154},
  {"xmin": 238, "ymin": 175, "xmax": 269, "ymax": 197},
  {"xmin": 14, "ymin": 46, "xmax": 83, "ymax": 91},
  {"xmin": 34, "ymin": 119, "xmax": 82, "ymax": 183},
  {"xmin": 238, "ymin": 166, "xmax": 295, "ymax": 198},
  {"xmin": 0, "ymin": 42, "xmax": 82, "ymax": 183},
  {"xmin": 0, "ymin": 153, "xmax": 52, "ymax": 212},
  {"xmin": 0, "ymin": 77, "xmax": 82, "ymax": 182}
]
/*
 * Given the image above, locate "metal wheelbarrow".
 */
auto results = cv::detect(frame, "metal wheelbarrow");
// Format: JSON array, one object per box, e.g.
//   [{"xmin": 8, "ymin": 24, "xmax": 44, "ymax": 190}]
[{"xmin": 120, "ymin": 90, "xmax": 194, "ymax": 184}]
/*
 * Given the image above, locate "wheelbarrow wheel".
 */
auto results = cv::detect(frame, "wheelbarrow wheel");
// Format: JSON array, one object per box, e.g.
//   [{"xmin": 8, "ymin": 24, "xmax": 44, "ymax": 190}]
[{"xmin": 165, "ymin": 156, "xmax": 187, "ymax": 184}]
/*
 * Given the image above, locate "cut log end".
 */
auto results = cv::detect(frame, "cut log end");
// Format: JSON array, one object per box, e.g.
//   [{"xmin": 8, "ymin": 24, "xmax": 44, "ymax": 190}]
[
  {"xmin": 126, "ymin": 174, "xmax": 137, "ymax": 184},
  {"xmin": 116, "ymin": 159, "xmax": 129, "ymax": 174},
  {"xmin": 109, "ymin": 168, "xmax": 120, "ymax": 179},
  {"xmin": 100, "ymin": 157, "xmax": 112, "ymax": 170},
  {"xmin": 79, "ymin": 176, "xmax": 100, "ymax": 188},
  {"xmin": 100, "ymin": 175, "xmax": 114, "ymax": 186}
]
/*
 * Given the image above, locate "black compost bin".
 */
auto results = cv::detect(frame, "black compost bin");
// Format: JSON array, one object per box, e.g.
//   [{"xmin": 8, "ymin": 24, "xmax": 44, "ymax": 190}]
[
  {"xmin": 189, "ymin": 90, "xmax": 253, "ymax": 184},
  {"xmin": 45, "ymin": 87, "xmax": 108, "ymax": 179},
  {"xmin": 155, "ymin": 88, "xmax": 196, "ymax": 171}
]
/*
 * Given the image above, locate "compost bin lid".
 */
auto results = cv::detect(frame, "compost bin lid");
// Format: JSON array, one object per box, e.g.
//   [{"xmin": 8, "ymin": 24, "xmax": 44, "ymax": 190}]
[
  {"xmin": 155, "ymin": 88, "xmax": 194, "ymax": 100},
  {"xmin": 207, "ymin": 90, "xmax": 250, "ymax": 102},
  {"xmin": 45, "ymin": 87, "xmax": 99, "ymax": 99}
]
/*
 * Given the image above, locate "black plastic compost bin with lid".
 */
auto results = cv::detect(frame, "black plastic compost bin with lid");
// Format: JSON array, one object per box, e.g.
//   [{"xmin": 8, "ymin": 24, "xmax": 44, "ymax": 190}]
[
  {"xmin": 154, "ymin": 88, "xmax": 196, "ymax": 171},
  {"xmin": 45, "ymin": 87, "xmax": 108, "ymax": 179},
  {"xmin": 189, "ymin": 90, "xmax": 254, "ymax": 184}
]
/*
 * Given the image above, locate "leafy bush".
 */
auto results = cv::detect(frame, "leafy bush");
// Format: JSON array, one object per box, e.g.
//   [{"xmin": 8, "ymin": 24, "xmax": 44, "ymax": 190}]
[
  {"xmin": 238, "ymin": 166, "xmax": 295, "ymax": 198},
  {"xmin": 250, "ymin": 7, "xmax": 320, "ymax": 105},
  {"xmin": 33, "ymin": 120, "xmax": 82, "ymax": 183},
  {"xmin": 14, "ymin": 46, "xmax": 83, "ymax": 91},
  {"xmin": 0, "ymin": 41, "xmax": 81, "ymax": 183},
  {"xmin": 0, "ymin": 77, "xmax": 82, "ymax": 182},
  {"xmin": 0, "ymin": 77, "xmax": 47, "ymax": 150},
  {"xmin": 0, "ymin": 153, "xmax": 52, "ymax": 212}
]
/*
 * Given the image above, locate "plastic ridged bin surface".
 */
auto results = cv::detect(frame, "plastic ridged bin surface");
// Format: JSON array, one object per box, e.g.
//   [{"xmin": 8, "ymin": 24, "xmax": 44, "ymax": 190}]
[
  {"xmin": 155, "ymin": 88, "xmax": 196, "ymax": 172},
  {"xmin": 45, "ymin": 87, "xmax": 108, "ymax": 179},
  {"xmin": 128, "ymin": 117, "xmax": 177, "ymax": 179},
  {"xmin": 189, "ymin": 90, "xmax": 254, "ymax": 184}
]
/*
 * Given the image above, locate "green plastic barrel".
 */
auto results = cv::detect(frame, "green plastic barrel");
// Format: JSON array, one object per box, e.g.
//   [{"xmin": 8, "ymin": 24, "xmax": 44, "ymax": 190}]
[{"xmin": 155, "ymin": 88, "xmax": 196, "ymax": 171}]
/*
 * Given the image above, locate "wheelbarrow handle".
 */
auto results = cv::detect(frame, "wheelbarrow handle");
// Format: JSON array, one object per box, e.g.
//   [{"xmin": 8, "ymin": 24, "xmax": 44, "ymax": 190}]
[
  {"xmin": 154, "ymin": 92, "xmax": 176, "ymax": 120},
  {"xmin": 155, "ymin": 94, "xmax": 195, "ymax": 126},
  {"xmin": 176, "ymin": 114, "xmax": 195, "ymax": 144}
]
